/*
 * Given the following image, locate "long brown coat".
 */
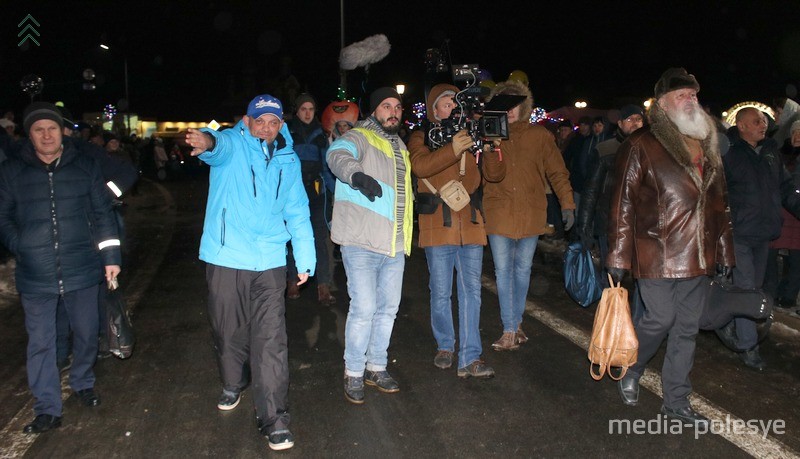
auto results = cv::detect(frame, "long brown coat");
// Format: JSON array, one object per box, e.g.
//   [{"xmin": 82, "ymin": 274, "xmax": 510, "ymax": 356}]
[
  {"xmin": 482, "ymin": 121, "xmax": 575, "ymax": 239},
  {"xmin": 606, "ymin": 103, "xmax": 735, "ymax": 278}
]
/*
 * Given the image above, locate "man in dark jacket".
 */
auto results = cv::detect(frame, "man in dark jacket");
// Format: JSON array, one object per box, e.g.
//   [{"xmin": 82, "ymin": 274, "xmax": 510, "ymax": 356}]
[
  {"xmin": 717, "ymin": 107, "xmax": 800, "ymax": 370},
  {"xmin": 607, "ymin": 68, "xmax": 734, "ymax": 426},
  {"xmin": 286, "ymin": 93, "xmax": 336, "ymax": 304},
  {"xmin": 0, "ymin": 102, "xmax": 121, "ymax": 434},
  {"xmin": 578, "ymin": 104, "xmax": 644, "ymax": 287},
  {"xmin": 563, "ymin": 116, "xmax": 593, "ymax": 211},
  {"xmin": 55, "ymin": 106, "xmax": 139, "ymax": 367}
]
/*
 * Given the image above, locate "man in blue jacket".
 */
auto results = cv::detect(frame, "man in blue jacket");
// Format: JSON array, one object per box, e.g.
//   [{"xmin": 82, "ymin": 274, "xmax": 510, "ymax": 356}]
[
  {"xmin": 0, "ymin": 102, "xmax": 121, "ymax": 434},
  {"xmin": 185, "ymin": 94, "xmax": 314, "ymax": 451}
]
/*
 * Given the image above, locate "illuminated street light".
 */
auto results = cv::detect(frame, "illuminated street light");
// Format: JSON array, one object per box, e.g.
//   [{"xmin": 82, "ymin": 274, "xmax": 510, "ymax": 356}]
[
  {"xmin": 574, "ymin": 101, "xmax": 587, "ymax": 108},
  {"xmin": 396, "ymin": 84, "xmax": 405, "ymax": 95},
  {"xmin": 644, "ymin": 99, "xmax": 652, "ymax": 109}
]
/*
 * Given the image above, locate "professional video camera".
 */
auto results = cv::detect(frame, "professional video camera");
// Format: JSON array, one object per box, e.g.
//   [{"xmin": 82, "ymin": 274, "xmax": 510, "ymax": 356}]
[{"xmin": 425, "ymin": 63, "xmax": 525, "ymax": 154}]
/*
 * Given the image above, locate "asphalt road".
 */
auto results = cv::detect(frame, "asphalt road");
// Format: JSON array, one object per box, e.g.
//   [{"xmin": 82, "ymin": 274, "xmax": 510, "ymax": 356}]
[{"xmin": 0, "ymin": 175, "xmax": 798, "ymax": 458}]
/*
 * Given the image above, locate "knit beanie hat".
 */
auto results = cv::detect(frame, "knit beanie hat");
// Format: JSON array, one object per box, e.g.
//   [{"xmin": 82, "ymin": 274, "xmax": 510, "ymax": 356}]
[
  {"xmin": 294, "ymin": 93, "xmax": 317, "ymax": 113},
  {"xmin": 23, "ymin": 102, "xmax": 64, "ymax": 133},
  {"xmin": 369, "ymin": 87, "xmax": 402, "ymax": 114}
]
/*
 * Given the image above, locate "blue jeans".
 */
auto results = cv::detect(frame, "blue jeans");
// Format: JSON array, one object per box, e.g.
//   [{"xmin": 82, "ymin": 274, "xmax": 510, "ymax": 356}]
[
  {"xmin": 488, "ymin": 235, "xmax": 538, "ymax": 332},
  {"xmin": 425, "ymin": 245, "xmax": 483, "ymax": 369},
  {"xmin": 341, "ymin": 246, "xmax": 405, "ymax": 376}
]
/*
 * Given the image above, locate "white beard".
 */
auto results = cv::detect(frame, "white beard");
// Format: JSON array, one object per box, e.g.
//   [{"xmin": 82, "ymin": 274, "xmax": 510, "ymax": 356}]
[{"xmin": 666, "ymin": 104, "xmax": 710, "ymax": 140}]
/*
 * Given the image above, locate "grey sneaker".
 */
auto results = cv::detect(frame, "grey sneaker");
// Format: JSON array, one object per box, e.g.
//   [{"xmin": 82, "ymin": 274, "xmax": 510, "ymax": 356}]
[
  {"xmin": 364, "ymin": 369, "xmax": 400, "ymax": 393},
  {"xmin": 344, "ymin": 374, "xmax": 365, "ymax": 404},
  {"xmin": 457, "ymin": 360, "xmax": 495, "ymax": 379},
  {"xmin": 217, "ymin": 390, "xmax": 241, "ymax": 411},
  {"xmin": 434, "ymin": 350, "xmax": 453, "ymax": 369}
]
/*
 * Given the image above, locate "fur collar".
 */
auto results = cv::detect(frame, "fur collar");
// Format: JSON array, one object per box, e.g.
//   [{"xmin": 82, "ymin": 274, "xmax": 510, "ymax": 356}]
[{"xmin": 649, "ymin": 101, "xmax": 721, "ymax": 191}]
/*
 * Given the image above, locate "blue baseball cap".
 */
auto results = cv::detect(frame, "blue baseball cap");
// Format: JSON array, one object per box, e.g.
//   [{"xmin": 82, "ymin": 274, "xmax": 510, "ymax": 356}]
[{"xmin": 247, "ymin": 94, "xmax": 283, "ymax": 120}]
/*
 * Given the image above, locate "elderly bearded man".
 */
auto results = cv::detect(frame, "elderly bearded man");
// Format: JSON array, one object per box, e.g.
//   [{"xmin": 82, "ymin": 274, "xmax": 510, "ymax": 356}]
[{"xmin": 606, "ymin": 68, "xmax": 734, "ymax": 426}]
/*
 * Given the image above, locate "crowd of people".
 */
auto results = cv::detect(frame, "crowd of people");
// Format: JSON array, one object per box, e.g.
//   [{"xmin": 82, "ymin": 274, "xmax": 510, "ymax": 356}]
[{"xmin": 1, "ymin": 66, "xmax": 799, "ymax": 451}]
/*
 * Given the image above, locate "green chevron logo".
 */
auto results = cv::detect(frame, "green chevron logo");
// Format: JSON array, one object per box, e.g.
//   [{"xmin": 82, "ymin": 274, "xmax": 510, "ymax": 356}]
[{"xmin": 18, "ymin": 14, "xmax": 40, "ymax": 47}]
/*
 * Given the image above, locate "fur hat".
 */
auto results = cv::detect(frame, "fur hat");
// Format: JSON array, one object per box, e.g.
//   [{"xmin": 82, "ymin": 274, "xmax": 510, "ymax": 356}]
[
  {"xmin": 791, "ymin": 119, "xmax": 800, "ymax": 134},
  {"xmin": 369, "ymin": 87, "xmax": 402, "ymax": 114},
  {"xmin": 488, "ymin": 79, "xmax": 533, "ymax": 123},
  {"xmin": 654, "ymin": 67, "xmax": 700, "ymax": 99},
  {"xmin": 23, "ymin": 102, "xmax": 64, "ymax": 133}
]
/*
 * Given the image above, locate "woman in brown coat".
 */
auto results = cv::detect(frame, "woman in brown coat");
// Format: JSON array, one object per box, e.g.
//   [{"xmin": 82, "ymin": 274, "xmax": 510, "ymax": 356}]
[
  {"xmin": 482, "ymin": 80, "xmax": 575, "ymax": 350},
  {"xmin": 407, "ymin": 84, "xmax": 501, "ymax": 378}
]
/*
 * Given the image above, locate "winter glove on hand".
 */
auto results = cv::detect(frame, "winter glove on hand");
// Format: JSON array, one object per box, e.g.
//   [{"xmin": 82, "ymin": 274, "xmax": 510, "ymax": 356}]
[
  {"xmin": 607, "ymin": 267, "xmax": 628, "ymax": 285},
  {"xmin": 450, "ymin": 131, "xmax": 474, "ymax": 157},
  {"xmin": 351, "ymin": 172, "xmax": 382, "ymax": 202},
  {"xmin": 562, "ymin": 209, "xmax": 575, "ymax": 231}
]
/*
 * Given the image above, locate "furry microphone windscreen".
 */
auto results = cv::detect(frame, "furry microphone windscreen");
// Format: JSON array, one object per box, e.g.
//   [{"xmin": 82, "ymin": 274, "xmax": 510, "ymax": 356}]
[{"xmin": 339, "ymin": 34, "xmax": 391, "ymax": 70}]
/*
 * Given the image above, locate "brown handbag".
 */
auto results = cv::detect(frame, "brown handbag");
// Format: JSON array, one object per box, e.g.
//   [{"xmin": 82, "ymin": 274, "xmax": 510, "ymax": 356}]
[
  {"xmin": 420, "ymin": 153, "xmax": 470, "ymax": 212},
  {"xmin": 588, "ymin": 274, "xmax": 638, "ymax": 380}
]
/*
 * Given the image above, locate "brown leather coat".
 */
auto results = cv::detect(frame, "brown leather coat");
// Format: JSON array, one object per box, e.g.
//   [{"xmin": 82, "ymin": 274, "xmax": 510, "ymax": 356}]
[
  {"xmin": 606, "ymin": 104, "xmax": 734, "ymax": 278},
  {"xmin": 482, "ymin": 121, "xmax": 575, "ymax": 239}
]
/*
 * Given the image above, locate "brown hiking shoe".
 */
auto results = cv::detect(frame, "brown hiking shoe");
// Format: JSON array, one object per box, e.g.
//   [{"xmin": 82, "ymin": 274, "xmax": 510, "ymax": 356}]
[
  {"xmin": 433, "ymin": 350, "xmax": 453, "ymax": 369},
  {"xmin": 491, "ymin": 331, "xmax": 520, "ymax": 351},
  {"xmin": 318, "ymin": 283, "xmax": 337, "ymax": 305},
  {"xmin": 457, "ymin": 360, "xmax": 495, "ymax": 379},
  {"xmin": 286, "ymin": 281, "xmax": 300, "ymax": 300},
  {"xmin": 516, "ymin": 326, "xmax": 529, "ymax": 345}
]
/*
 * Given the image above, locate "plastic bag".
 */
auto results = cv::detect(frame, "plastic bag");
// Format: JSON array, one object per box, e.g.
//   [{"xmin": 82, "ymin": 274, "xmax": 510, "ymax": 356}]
[
  {"xmin": 563, "ymin": 240, "xmax": 603, "ymax": 307},
  {"xmin": 105, "ymin": 280, "xmax": 135, "ymax": 359}
]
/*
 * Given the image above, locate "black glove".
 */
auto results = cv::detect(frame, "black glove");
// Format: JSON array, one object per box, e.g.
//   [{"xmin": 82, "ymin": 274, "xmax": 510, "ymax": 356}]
[
  {"xmin": 716, "ymin": 263, "xmax": 732, "ymax": 279},
  {"xmin": 351, "ymin": 172, "xmax": 382, "ymax": 202},
  {"xmin": 606, "ymin": 267, "xmax": 628, "ymax": 285}
]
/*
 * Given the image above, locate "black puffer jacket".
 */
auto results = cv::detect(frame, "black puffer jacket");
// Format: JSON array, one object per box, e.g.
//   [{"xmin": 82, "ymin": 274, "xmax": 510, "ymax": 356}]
[{"xmin": 0, "ymin": 138, "xmax": 121, "ymax": 294}]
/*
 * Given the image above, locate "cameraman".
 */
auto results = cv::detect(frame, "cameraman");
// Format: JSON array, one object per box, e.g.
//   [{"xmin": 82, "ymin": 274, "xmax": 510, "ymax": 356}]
[
  {"xmin": 408, "ymin": 84, "xmax": 501, "ymax": 379},
  {"xmin": 482, "ymin": 80, "xmax": 575, "ymax": 351}
]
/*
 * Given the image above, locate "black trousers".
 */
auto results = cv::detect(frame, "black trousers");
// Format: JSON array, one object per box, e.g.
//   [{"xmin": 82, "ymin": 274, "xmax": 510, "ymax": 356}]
[
  {"xmin": 630, "ymin": 276, "xmax": 707, "ymax": 409},
  {"xmin": 731, "ymin": 238, "xmax": 769, "ymax": 349},
  {"xmin": 206, "ymin": 264, "xmax": 289, "ymax": 432}
]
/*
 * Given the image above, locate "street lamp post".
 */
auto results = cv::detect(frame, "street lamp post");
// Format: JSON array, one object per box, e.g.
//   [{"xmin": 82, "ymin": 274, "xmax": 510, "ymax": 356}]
[{"xmin": 100, "ymin": 43, "xmax": 130, "ymax": 135}]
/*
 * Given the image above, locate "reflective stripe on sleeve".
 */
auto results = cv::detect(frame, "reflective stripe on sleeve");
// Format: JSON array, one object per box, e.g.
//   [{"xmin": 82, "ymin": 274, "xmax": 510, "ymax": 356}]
[
  {"xmin": 107, "ymin": 181, "xmax": 123, "ymax": 198},
  {"xmin": 98, "ymin": 239, "xmax": 121, "ymax": 250}
]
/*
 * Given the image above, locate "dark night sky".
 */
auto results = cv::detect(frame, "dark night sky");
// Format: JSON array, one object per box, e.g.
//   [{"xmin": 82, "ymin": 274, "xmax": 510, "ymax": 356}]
[{"xmin": 2, "ymin": 1, "xmax": 799, "ymax": 122}]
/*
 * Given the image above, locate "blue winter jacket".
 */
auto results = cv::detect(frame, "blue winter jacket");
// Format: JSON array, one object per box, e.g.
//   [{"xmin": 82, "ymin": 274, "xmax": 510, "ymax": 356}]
[{"xmin": 197, "ymin": 121, "xmax": 315, "ymax": 274}]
